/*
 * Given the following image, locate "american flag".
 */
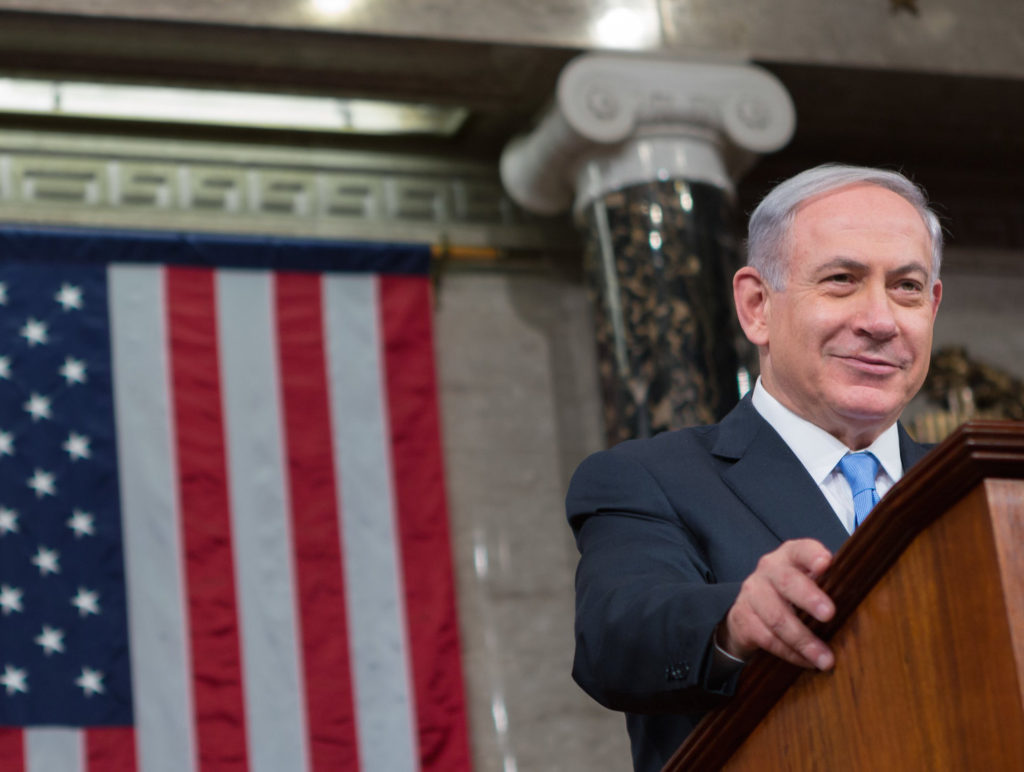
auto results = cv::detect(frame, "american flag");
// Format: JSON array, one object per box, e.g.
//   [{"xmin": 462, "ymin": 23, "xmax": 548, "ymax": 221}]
[{"xmin": 0, "ymin": 228, "xmax": 471, "ymax": 772}]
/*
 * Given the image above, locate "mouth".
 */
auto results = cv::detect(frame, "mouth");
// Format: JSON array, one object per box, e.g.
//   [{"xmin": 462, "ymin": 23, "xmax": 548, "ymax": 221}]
[{"xmin": 836, "ymin": 354, "xmax": 905, "ymax": 375}]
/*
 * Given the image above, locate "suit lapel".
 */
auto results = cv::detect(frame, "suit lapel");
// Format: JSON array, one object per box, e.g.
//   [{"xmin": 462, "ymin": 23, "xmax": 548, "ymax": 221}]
[
  {"xmin": 712, "ymin": 398, "xmax": 850, "ymax": 553},
  {"xmin": 898, "ymin": 423, "xmax": 932, "ymax": 470}
]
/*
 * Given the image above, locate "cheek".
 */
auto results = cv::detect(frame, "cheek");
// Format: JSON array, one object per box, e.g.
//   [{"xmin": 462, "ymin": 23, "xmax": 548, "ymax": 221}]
[
  {"xmin": 899, "ymin": 317, "xmax": 936, "ymax": 384},
  {"xmin": 795, "ymin": 309, "xmax": 845, "ymax": 350},
  {"xmin": 902, "ymin": 314, "xmax": 936, "ymax": 353},
  {"xmin": 771, "ymin": 303, "xmax": 833, "ymax": 344}
]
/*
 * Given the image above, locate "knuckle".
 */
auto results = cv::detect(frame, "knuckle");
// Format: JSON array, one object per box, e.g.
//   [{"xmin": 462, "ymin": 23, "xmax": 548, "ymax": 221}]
[
  {"xmin": 775, "ymin": 572, "xmax": 796, "ymax": 595},
  {"xmin": 764, "ymin": 609, "xmax": 789, "ymax": 636},
  {"xmin": 738, "ymin": 575, "xmax": 761, "ymax": 599}
]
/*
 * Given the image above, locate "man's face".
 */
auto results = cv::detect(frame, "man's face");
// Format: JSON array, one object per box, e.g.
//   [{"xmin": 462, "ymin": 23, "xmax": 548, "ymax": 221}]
[{"xmin": 755, "ymin": 183, "xmax": 942, "ymax": 448}]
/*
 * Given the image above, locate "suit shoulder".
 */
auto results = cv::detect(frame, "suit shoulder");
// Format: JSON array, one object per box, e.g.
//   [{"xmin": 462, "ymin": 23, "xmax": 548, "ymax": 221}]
[
  {"xmin": 606, "ymin": 424, "xmax": 717, "ymax": 460},
  {"xmin": 570, "ymin": 424, "xmax": 719, "ymax": 486}
]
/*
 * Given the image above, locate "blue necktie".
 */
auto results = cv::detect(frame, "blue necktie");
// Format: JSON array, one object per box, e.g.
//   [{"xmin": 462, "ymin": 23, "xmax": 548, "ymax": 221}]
[{"xmin": 838, "ymin": 452, "xmax": 880, "ymax": 528}]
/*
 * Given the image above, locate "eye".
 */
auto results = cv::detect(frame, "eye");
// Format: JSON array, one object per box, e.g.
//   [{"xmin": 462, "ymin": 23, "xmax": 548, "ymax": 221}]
[
  {"xmin": 825, "ymin": 273, "xmax": 855, "ymax": 285},
  {"xmin": 895, "ymin": 279, "xmax": 924, "ymax": 292}
]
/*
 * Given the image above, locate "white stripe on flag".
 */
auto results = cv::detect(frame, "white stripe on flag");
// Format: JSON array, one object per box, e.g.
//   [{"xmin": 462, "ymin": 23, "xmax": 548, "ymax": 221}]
[
  {"xmin": 216, "ymin": 270, "xmax": 310, "ymax": 772},
  {"xmin": 26, "ymin": 725, "xmax": 82, "ymax": 772},
  {"xmin": 323, "ymin": 274, "xmax": 418, "ymax": 771},
  {"xmin": 109, "ymin": 264, "xmax": 197, "ymax": 772}
]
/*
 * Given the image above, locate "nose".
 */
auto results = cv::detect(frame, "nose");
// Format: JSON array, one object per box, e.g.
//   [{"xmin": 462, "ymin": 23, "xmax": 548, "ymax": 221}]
[{"xmin": 854, "ymin": 281, "xmax": 898, "ymax": 340}]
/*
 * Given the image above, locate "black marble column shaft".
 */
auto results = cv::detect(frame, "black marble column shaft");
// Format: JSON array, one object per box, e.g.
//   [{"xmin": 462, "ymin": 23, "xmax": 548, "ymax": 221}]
[{"xmin": 582, "ymin": 178, "xmax": 750, "ymax": 446}]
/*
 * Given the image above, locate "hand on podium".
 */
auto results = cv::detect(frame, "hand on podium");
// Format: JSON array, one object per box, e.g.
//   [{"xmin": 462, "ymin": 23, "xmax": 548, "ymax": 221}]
[{"xmin": 719, "ymin": 539, "xmax": 836, "ymax": 671}]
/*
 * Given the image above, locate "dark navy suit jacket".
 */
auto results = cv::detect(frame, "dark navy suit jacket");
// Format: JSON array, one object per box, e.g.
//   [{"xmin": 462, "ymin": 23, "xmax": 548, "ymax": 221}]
[{"xmin": 566, "ymin": 395, "xmax": 932, "ymax": 772}]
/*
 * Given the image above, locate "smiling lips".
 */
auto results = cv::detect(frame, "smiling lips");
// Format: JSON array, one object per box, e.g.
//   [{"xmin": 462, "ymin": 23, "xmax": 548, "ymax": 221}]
[{"xmin": 837, "ymin": 353, "xmax": 905, "ymax": 374}]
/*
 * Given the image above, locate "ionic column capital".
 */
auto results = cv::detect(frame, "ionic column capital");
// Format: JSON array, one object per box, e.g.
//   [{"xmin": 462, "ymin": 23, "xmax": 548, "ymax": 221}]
[{"xmin": 500, "ymin": 54, "xmax": 796, "ymax": 216}]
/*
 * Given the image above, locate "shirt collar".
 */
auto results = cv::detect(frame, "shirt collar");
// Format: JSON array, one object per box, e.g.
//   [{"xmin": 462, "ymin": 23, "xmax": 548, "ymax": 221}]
[{"xmin": 750, "ymin": 378, "xmax": 903, "ymax": 484}]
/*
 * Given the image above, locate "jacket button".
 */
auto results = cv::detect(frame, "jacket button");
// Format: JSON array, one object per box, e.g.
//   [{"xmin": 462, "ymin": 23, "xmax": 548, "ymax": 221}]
[{"xmin": 665, "ymin": 663, "xmax": 690, "ymax": 681}]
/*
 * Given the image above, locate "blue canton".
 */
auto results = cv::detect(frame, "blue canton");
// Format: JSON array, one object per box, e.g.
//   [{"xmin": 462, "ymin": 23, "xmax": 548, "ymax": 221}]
[{"xmin": 0, "ymin": 261, "xmax": 133, "ymax": 725}]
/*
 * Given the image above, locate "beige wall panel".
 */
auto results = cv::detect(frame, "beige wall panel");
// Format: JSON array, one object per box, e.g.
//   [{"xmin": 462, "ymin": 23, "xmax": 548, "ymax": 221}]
[
  {"xmin": 932, "ymin": 249, "xmax": 1024, "ymax": 379},
  {"xmin": 435, "ymin": 268, "xmax": 632, "ymax": 771}
]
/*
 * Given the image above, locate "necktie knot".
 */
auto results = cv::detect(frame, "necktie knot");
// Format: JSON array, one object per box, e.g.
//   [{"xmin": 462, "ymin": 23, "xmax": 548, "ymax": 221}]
[{"xmin": 838, "ymin": 452, "xmax": 880, "ymax": 528}]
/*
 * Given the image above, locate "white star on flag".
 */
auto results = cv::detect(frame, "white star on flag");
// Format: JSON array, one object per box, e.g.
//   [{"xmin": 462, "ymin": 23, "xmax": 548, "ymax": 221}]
[
  {"xmin": 75, "ymin": 667, "xmax": 105, "ymax": 697},
  {"xmin": 35, "ymin": 625, "xmax": 66, "ymax": 656},
  {"xmin": 59, "ymin": 356, "xmax": 88, "ymax": 385},
  {"xmin": 55, "ymin": 283, "xmax": 84, "ymax": 311},
  {"xmin": 0, "ymin": 507, "xmax": 18, "ymax": 535},
  {"xmin": 0, "ymin": 584, "xmax": 23, "ymax": 615},
  {"xmin": 67, "ymin": 509, "xmax": 95, "ymax": 538},
  {"xmin": 0, "ymin": 664, "xmax": 28, "ymax": 696},
  {"xmin": 19, "ymin": 317, "xmax": 48, "ymax": 346},
  {"xmin": 62, "ymin": 431, "xmax": 91, "ymax": 461},
  {"xmin": 27, "ymin": 468, "xmax": 57, "ymax": 498},
  {"xmin": 0, "ymin": 429, "xmax": 14, "ymax": 456},
  {"xmin": 0, "ymin": 282, "xmax": 7, "ymax": 305},
  {"xmin": 23, "ymin": 392, "xmax": 53, "ymax": 422},
  {"xmin": 71, "ymin": 587, "xmax": 101, "ymax": 617},
  {"xmin": 31, "ymin": 546, "xmax": 61, "ymax": 576},
  {"xmin": 0, "ymin": 355, "xmax": 10, "ymax": 380}
]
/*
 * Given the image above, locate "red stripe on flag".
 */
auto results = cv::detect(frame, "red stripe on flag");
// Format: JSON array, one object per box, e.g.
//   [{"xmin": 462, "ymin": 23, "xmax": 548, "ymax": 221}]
[
  {"xmin": 167, "ymin": 267, "xmax": 249, "ymax": 770},
  {"xmin": 0, "ymin": 727, "xmax": 24, "ymax": 770},
  {"xmin": 86, "ymin": 727, "xmax": 137, "ymax": 772},
  {"xmin": 379, "ymin": 276, "xmax": 471, "ymax": 771},
  {"xmin": 275, "ymin": 273, "xmax": 360, "ymax": 770}
]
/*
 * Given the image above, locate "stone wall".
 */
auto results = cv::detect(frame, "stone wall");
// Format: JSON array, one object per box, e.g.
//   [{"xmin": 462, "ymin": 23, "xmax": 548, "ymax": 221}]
[{"xmin": 435, "ymin": 265, "xmax": 632, "ymax": 771}]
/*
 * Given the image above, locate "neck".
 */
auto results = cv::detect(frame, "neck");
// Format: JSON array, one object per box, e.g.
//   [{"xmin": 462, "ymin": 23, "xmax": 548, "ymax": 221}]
[{"xmin": 757, "ymin": 378, "xmax": 890, "ymax": 450}]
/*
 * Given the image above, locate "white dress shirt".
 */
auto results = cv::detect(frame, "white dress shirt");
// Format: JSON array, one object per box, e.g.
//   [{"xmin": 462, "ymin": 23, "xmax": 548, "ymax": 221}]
[{"xmin": 750, "ymin": 378, "xmax": 903, "ymax": 534}]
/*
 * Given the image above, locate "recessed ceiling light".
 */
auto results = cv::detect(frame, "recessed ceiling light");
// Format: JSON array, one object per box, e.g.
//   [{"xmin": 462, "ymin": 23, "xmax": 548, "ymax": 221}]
[
  {"xmin": 591, "ymin": 8, "xmax": 660, "ymax": 49},
  {"xmin": 309, "ymin": 0, "xmax": 361, "ymax": 16}
]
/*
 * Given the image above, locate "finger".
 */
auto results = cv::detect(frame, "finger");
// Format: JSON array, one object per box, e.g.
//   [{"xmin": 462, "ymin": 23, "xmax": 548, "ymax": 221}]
[
  {"xmin": 727, "ymin": 601, "xmax": 823, "ymax": 669},
  {"xmin": 746, "ymin": 618, "xmax": 821, "ymax": 669},
  {"xmin": 758, "ymin": 541, "xmax": 834, "ymax": 622},
  {"xmin": 780, "ymin": 538, "xmax": 833, "ymax": 579},
  {"xmin": 769, "ymin": 566, "xmax": 835, "ymax": 623},
  {"xmin": 767, "ymin": 634, "xmax": 830, "ymax": 671},
  {"xmin": 736, "ymin": 579, "xmax": 835, "ymax": 670},
  {"xmin": 724, "ymin": 540, "xmax": 837, "ymax": 665}
]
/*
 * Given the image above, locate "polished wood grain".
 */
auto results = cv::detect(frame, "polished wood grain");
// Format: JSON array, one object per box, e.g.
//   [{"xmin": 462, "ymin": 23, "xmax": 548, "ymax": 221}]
[
  {"xmin": 666, "ymin": 421, "xmax": 1024, "ymax": 771},
  {"xmin": 988, "ymin": 478, "xmax": 1024, "ymax": 716}
]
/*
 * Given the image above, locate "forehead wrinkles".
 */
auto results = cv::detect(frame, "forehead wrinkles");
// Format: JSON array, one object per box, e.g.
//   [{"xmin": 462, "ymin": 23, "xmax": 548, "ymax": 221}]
[
  {"xmin": 769, "ymin": 185, "xmax": 934, "ymax": 291},
  {"xmin": 788, "ymin": 189, "xmax": 931, "ymax": 269}
]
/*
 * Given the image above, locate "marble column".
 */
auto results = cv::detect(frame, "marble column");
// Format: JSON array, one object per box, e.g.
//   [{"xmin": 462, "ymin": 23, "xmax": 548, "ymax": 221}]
[
  {"xmin": 502, "ymin": 54, "xmax": 796, "ymax": 444},
  {"xmin": 582, "ymin": 169, "xmax": 743, "ymax": 443}
]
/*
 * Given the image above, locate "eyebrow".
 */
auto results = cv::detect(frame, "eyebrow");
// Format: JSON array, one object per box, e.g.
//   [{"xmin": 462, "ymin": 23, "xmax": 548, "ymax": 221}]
[
  {"xmin": 886, "ymin": 262, "xmax": 930, "ymax": 279},
  {"xmin": 815, "ymin": 257, "xmax": 930, "ymax": 279},
  {"xmin": 815, "ymin": 257, "xmax": 866, "ymax": 274}
]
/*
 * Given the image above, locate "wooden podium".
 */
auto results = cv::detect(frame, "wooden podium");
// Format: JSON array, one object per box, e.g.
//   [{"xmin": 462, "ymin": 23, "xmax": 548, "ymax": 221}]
[{"xmin": 666, "ymin": 421, "xmax": 1024, "ymax": 771}]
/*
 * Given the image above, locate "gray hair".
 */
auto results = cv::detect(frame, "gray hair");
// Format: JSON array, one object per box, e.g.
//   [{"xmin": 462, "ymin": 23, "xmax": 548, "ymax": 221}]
[{"xmin": 747, "ymin": 163, "xmax": 944, "ymax": 290}]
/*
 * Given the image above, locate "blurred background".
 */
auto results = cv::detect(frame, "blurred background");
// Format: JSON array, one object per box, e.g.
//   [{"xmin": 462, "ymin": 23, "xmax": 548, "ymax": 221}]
[{"xmin": 0, "ymin": 2, "xmax": 1022, "ymax": 769}]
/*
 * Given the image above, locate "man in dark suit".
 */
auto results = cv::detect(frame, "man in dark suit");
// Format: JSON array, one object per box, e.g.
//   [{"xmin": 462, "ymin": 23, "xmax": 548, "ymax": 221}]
[{"xmin": 566, "ymin": 164, "xmax": 943, "ymax": 772}]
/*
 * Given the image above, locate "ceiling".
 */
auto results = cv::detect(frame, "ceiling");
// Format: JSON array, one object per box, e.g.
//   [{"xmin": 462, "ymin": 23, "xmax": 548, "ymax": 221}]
[{"xmin": 0, "ymin": 9, "xmax": 1021, "ymax": 250}]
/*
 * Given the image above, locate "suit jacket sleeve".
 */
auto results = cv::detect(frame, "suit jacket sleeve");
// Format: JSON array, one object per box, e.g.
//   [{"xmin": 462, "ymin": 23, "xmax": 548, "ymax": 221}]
[
  {"xmin": 566, "ymin": 407, "xmax": 933, "ymax": 720},
  {"xmin": 566, "ymin": 445, "xmax": 744, "ymax": 714}
]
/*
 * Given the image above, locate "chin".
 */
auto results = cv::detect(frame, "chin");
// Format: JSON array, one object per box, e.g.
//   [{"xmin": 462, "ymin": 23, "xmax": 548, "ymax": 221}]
[{"xmin": 831, "ymin": 395, "xmax": 904, "ymax": 429}]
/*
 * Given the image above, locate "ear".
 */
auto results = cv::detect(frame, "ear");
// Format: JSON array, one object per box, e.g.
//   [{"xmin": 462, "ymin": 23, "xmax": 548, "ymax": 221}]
[
  {"xmin": 733, "ymin": 266, "xmax": 771, "ymax": 346},
  {"xmin": 930, "ymin": 279, "xmax": 943, "ymax": 319}
]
